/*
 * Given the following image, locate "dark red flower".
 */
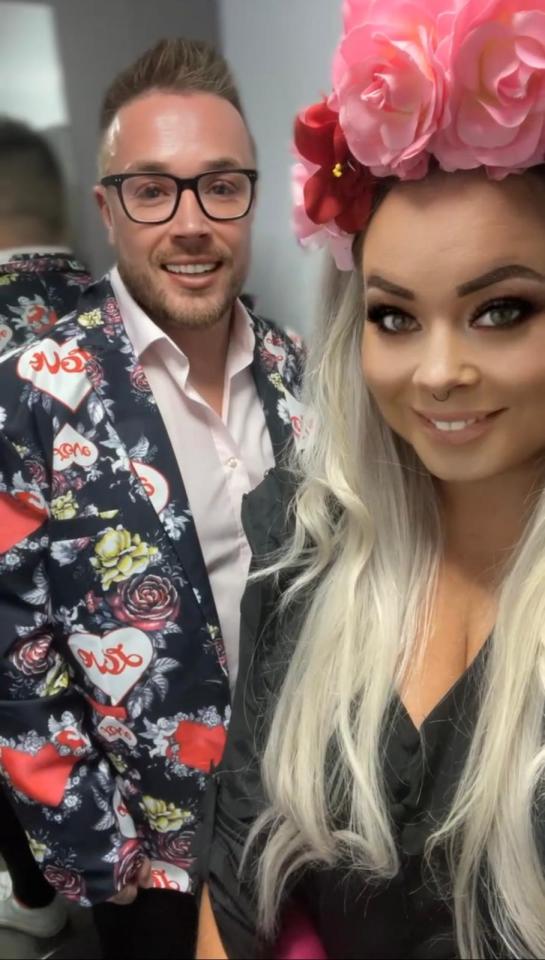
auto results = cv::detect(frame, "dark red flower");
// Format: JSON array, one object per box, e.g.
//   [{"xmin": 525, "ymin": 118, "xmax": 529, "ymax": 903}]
[
  {"xmin": 154, "ymin": 830, "xmax": 193, "ymax": 869},
  {"xmin": 43, "ymin": 865, "xmax": 85, "ymax": 902},
  {"xmin": 114, "ymin": 839, "xmax": 143, "ymax": 889},
  {"xmin": 130, "ymin": 364, "xmax": 151, "ymax": 394},
  {"xmin": 109, "ymin": 574, "xmax": 180, "ymax": 631},
  {"xmin": 11, "ymin": 632, "xmax": 55, "ymax": 676},
  {"xmin": 294, "ymin": 99, "xmax": 374, "ymax": 233},
  {"xmin": 84, "ymin": 356, "xmax": 103, "ymax": 388}
]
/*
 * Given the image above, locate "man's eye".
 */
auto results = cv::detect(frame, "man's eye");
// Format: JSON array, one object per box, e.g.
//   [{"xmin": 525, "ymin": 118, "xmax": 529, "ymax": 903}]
[
  {"xmin": 207, "ymin": 181, "xmax": 237, "ymax": 197},
  {"xmin": 366, "ymin": 306, "xmax": 419, "ymax": 334},
  {"xmin": 472, "ymin": 298, "xmax": 533, "ymax": 329},
  {"xmin": 136, "ymin": 185, "xmax": 166, "ymax": 200}
]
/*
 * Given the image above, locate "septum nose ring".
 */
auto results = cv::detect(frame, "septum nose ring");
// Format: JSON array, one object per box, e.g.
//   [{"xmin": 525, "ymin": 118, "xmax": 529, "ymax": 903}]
[{"xmin": 432, "ymin": 389, "xmax": 451, "ymax": 402}]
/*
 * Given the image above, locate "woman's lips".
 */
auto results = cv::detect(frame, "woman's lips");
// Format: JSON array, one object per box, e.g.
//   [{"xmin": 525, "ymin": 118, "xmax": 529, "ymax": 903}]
[{"xmin": 414, "ymin": 408, "xmax": 505, "ymax": 445}]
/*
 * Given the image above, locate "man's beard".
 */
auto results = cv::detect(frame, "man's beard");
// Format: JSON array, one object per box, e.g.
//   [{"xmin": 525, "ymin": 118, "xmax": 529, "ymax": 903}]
[{"xmin": 118, "ymin": 254, "xmax": 245, "ymax": 332}]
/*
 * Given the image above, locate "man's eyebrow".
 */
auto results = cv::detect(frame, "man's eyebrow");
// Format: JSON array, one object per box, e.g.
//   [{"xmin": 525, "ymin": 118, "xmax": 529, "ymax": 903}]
[
  {"xmin": 123, "ymin": 158, "xmax": 248, "ymax": 174},
  {"xmin": 365, "ymin": 274, "xmax": 416, "ymax": 300},
  {"xmin": 457, "ymin": 264, "xmax": 545, "ymax": 297}
]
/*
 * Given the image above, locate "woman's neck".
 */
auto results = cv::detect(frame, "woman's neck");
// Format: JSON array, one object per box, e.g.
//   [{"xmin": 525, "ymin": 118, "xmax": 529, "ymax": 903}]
[{"xmin": 438, "ymin": 461, "xmax": 544, "ymax": 578}]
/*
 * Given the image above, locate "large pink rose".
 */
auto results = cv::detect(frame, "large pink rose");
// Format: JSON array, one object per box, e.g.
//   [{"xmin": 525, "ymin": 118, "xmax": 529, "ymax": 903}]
[
  {"xmin": 333, "ymin": 0, "xmax": 451, "ymax": 178},
  {"xmin": 433, "ymin": 1, "xmax": 545, "ymax": 176}
]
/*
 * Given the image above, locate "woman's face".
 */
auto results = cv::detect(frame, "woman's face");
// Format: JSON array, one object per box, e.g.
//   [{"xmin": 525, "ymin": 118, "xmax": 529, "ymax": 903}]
[{"xmin": 361, "ymin": 170, "xmax": 545, "ymax": 484}]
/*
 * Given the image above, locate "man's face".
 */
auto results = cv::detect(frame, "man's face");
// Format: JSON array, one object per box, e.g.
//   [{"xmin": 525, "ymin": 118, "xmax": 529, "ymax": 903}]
[{"xmin": 95, "ymin": 90, "xmax": 256, "ymax": 331}]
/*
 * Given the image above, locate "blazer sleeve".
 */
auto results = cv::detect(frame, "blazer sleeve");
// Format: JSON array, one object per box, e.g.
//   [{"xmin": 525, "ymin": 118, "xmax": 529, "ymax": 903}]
[{"xmin": 0, "ymin": 433, "xmax": 142, "ymax": 906}]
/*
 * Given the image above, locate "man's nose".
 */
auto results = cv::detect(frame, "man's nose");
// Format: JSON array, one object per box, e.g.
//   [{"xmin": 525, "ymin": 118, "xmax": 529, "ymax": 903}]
[{"xmin": 169, "ymin": 187, "xmax": 212, "ymax": 237}]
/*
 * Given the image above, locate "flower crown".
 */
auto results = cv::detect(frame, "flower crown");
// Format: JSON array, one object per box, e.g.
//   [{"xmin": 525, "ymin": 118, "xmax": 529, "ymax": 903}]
[{"xmin": 293, "ymin": 0, "xmax": 545, "ymax": 269}]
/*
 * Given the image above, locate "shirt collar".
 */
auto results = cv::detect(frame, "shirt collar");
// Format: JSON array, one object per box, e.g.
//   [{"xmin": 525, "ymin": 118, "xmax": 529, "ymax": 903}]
[
  {"xmin": 109, "ymin": 265, "xmax": 256, "ymax": 377},
  {"xmin": 0, "ymin": 245, "xmax": 72, "ymax": 265}
]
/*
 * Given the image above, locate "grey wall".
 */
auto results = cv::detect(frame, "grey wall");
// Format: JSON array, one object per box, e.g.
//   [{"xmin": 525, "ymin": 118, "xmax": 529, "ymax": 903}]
[
  {"xmin": 48, "ymin": 0, "xmax": 221, "ymax": 274},
  {"xmin": 219, "ymin": 0, "xmax": 342, "ymax": 333}
]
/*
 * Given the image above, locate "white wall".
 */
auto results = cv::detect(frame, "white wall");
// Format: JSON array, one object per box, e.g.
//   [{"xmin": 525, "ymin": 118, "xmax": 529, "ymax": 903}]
[
  {"xmin": 219, "ymin": 0, "xmax": 342, "ymax": 334},
  {"xmin": 0, "ymin": 2, "xmax": 68, "ymax": 128}
]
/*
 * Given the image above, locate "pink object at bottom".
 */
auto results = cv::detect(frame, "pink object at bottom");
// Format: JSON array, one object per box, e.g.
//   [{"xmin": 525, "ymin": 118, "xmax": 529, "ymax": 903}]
[{"xmin": 275, "ymin": 909, "xmax": 327, "ymax": 960}]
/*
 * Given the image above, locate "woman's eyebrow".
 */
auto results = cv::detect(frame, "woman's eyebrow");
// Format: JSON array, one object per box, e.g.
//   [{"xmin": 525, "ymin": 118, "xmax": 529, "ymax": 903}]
[
  {"xmin": 365, "ymin": 274, "xmax": 415, "ymax": 300},
  {"xmin": 457, "ymin": 264, "xmax": 545, "ymax": 297}
]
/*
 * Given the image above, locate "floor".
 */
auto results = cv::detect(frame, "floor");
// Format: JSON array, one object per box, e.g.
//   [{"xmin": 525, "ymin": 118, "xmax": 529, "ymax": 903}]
[{"xmin": 0, "ymin": 899, "xmax": 101, "ymax": 960}]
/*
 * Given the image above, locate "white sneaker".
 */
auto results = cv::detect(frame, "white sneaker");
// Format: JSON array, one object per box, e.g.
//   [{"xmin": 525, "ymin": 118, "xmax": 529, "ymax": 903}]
[{"xmin": 0, "ymin": 882, "xmax": 68, "ymax": 938}]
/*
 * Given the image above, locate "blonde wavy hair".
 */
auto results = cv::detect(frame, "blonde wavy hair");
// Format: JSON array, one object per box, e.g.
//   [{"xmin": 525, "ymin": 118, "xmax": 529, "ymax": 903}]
[{"xmin": 251, "ymin": 240, "xmax": 545, "ymax": 958}]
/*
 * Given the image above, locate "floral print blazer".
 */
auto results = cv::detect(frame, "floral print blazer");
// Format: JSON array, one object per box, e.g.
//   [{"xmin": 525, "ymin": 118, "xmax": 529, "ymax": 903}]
[
  {"xmin": 0, "ymin": 252, "xmax": 91, "ymax": 354},
  {"xmin": 0, "ymin": 276, "xmax": 305, "ymax": 906}
]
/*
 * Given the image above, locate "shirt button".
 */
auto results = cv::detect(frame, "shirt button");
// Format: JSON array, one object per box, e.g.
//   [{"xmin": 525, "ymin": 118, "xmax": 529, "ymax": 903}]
[{"xmin": 226, "ymin": 457, "xmax": 238, "ymax": 469}]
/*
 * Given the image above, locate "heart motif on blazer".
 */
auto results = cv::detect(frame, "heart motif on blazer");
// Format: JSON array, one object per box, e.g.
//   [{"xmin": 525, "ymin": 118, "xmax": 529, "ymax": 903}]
[
  {"xmin": 131, "ymin": 461, "xmax": 169, "ymax": 515},
  {"xmin": 172, "ymin": 720, "xmax": 226, "ymax": 774},
  {"xmin": 150, "ymin": 861, "xmax": 190, "ymax": 892},
  {"xmin": 53, "ymin": 423, "xmax": 98, "ymax": 471},
  {"xmin": 68, "ymin": 627, "xmax": 153, "ymax": 704},
  {"xmin": 17, "ymin": 337, "xmax": 92, "ymax": 411},
  {"xmin": 0, "ymin": 744, "xmax": 79, "ymax": 806},
  {"xmin": 0, "ymin": 491, "xmax": 48, "ymax": 553}
]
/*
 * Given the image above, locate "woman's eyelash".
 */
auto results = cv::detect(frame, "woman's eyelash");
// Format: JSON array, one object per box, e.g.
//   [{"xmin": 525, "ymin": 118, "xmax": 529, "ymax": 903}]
[
  {"xmin": 469, "ymin": 296, "xmax": 535, "ymax": 326},
  {"xmin": 366, "ymin": 296, "xmax": 537, "ymax": 333},
  {"xmin": 366, "ymin": 304, "xmax": 415, "ymax": 333}
]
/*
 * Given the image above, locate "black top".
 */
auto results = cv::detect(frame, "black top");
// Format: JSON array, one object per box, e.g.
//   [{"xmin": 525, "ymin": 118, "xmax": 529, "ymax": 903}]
[{"xmin": 197, "ymin": 469, "xmax": 489, "ymax": 959}]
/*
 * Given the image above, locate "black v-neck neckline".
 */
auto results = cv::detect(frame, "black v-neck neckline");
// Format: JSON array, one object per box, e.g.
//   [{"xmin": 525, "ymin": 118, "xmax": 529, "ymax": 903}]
[{"xmin": 396, "ymin": 634, "xmax": 491, "ymax": 736}]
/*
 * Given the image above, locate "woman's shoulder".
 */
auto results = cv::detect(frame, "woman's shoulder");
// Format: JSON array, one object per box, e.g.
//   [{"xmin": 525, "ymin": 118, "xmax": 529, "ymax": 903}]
[{"xmin": 242, "ymin": 465, "xmax": 298, "ymax": 559}]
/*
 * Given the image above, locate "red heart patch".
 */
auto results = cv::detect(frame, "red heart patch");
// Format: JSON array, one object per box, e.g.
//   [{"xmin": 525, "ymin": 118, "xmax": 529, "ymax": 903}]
[
  {"xmin": 0, "ymin": 744, "xmax": 78, "ymax": 806},
  {"xmin": 174, "ymin": 721, "xmax": 226, "ymax": 774},
  {"xmin": 85, "ymin": 696, "xmax": 128, "ymax": 721},
  {"xmin": 0, "ymin": 492, "xmax": 47, "ymax": 553}
]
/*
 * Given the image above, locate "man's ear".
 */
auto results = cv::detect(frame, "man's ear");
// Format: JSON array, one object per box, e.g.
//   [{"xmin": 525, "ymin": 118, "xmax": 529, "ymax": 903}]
[{"xmin": 93, "ymin": 185, "xmax": 116, "ymax": 246}]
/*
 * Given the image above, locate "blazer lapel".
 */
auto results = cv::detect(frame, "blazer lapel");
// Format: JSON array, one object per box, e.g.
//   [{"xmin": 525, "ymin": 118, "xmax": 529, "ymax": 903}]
[
  {"xmin": 250, "ymin": 313, "xmax": 306, "ymax": 463},
  {"xmin": 74, "ymin": 279, "xmax": 221, "ymax": 633}
]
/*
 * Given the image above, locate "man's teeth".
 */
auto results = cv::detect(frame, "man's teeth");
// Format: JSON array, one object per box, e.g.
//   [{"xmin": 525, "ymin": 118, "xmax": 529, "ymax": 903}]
[
  {"xmin": 165, "ymin": 263, "xmax": 216, "ymax": 275},
  {"xmin": 431, "ymin": 418, "xmax": 478, "ymax": 432}
]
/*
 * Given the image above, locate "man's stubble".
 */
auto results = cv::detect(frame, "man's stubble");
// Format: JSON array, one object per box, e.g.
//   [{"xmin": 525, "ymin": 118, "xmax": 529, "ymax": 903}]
[{"xmin": 118, "ymin": 254, "xmax": 246, "ymax": 332}]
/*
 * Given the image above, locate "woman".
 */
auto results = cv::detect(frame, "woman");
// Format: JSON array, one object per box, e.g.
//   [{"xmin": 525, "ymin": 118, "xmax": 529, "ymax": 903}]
[{"xmin": 197, "ymin": 1, "xmax": 545, "ymax": 957}]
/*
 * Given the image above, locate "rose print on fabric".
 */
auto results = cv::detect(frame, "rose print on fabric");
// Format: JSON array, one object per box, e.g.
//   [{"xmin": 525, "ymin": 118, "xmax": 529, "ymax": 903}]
[
  {"xmin": 108, "ymin": 574, "xmax": 181, "ymax": 631},
  {"xmin": 90, "ymin": 527, "xmax": 158, "ymax": 590},
  {"xmin": 43, "ymin": 865, "xmax": 86, "ymax": 902}
]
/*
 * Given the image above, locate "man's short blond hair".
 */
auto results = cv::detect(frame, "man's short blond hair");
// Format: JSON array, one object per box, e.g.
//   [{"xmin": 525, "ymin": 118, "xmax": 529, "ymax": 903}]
[{"xmin": 98, "ymin": 37, "xmax": 253, "ymax": 176}]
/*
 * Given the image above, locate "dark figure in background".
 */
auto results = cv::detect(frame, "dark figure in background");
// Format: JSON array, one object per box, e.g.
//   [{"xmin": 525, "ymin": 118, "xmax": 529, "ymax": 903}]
[
  {"xmin": 0, "ymin": 118, "xmax": 91, "ymax": 354},
  {"xmin": 0, "ymin": 120, "xmax": 91, "ymax": 940}
]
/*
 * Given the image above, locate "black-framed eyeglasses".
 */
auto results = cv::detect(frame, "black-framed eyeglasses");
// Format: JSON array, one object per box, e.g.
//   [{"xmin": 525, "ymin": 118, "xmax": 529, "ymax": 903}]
[{"xmin": 100, "ymin": 169, "xmax": 258, "ymax": 224}]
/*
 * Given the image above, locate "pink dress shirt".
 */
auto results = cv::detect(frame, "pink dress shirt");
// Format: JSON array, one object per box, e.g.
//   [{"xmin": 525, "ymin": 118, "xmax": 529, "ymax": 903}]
[{"xmin": 110, "ymin": 267, "xmax": 275, "ymax": 691}]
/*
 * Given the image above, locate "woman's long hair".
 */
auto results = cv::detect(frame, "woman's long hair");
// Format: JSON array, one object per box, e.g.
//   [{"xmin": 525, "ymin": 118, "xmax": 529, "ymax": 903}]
[{"xmin": 250, "ymin": 255, "xmax": 545, "ymax": 959}]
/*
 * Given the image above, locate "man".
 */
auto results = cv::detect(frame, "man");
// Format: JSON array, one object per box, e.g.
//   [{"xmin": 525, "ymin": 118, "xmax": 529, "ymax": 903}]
[
  {"xmin": 0, "ymin": 118, "xmax": 91, "ymax": 944},
  {"xmin": 0, "ymin": 118, "xmax": 90, "ymax": 353},
  {"xmin": 0, "ymin": 38, "xmax": 304, "ymax": 959}
]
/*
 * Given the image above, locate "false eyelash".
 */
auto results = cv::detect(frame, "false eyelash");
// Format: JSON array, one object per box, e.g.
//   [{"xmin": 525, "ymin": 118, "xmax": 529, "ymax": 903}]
[
  {"xmin": 469, "ymin": 296, "xmax": 535, "ymax": 327},
  {"xmin": 366, "ymin": 304, "xmax": 416, "ymax": 334}
]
